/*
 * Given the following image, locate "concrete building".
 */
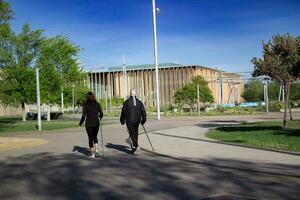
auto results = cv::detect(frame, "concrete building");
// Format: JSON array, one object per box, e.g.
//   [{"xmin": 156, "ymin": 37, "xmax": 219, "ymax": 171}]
[{"xmin": 88, "ymin": 63, "xmax": 244, "ymax": 107}]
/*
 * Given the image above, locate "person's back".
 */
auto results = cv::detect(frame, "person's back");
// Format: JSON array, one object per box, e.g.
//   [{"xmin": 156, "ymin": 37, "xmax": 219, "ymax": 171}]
[
  {"xmin": 83, "ymin": 99, "xmax": 103, "ymax": 127},
  {"xmin": 121, "ymin": 97, "xmax": 146, "ymax": 125},
  {"xmin": 79, "ymin": 92, "xmax": 103, "ymax": 158},
  {"xmin": 120, "ymin": 89, "xmax": 146, "ymax": 155}
]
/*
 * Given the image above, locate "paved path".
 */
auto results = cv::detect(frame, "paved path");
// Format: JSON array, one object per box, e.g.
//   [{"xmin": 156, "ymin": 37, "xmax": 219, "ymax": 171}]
[
  {"xmin": 0, "ymin": 113, "xmax": 299, "ymax": 200},
  {"xmin": 139, "ymin": 124, "xmax": 300, "ymax": 176}
]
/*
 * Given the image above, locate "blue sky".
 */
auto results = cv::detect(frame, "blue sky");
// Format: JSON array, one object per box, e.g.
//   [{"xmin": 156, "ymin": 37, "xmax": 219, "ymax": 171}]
[{"xmin": 8, "ymin": 0, "xmax": 300, "ymax": 72}]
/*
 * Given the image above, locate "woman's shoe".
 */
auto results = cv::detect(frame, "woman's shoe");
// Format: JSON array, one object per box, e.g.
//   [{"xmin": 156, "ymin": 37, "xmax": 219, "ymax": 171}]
[{"xmin": 90, "ymin": 153, "xmax": 95, "ymax": 158}]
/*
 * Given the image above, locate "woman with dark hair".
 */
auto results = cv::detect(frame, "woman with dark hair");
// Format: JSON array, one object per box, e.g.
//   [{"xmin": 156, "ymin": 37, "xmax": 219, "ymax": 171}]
[{"xmin": 79, "ymin": 91, "xmax": 104, "ymax": 158}]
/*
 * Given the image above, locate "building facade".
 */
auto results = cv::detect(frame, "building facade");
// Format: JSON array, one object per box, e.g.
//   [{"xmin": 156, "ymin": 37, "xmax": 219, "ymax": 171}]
[{"xmin": 87, "ymin": 63, "xmax": 244, "ymax": 107}]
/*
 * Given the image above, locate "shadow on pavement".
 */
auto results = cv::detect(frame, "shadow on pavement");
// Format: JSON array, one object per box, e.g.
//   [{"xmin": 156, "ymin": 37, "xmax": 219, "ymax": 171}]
[
  {"xmin": 215, "ymin": 125, "xmax": 283, "ymax": 132},
  {"xmin": 205, "ymin": 120, "xmax": 248, "ymax": 124},
  {"xmin": 199, "ymin": 194, "xmax": 260, "ymax": 200},
  {"xmin": 105, "ymin": 143, "xmax": 132, "ymax": 154},
  {"xmin": 72, "ymin": 146, "xmax": 90, "ymax": 156},
  {"xmin": 196, "ymin": 120, "xmax": 248, "ymax": 129},
  {"xmin": 0, "ymin": 152, "xmax": 299, "ymax": 200}
]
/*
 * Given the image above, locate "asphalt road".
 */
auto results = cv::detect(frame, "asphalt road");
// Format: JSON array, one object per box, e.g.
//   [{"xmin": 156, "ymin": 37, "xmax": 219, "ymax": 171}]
[{"xmin": 0, "ymin": 113, "xmax": 299, "ymax": 200}]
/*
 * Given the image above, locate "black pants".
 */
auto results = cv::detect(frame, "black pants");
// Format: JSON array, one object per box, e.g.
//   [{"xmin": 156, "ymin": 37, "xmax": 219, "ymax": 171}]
[
  {"xmin": 85, "ymin": 126, "xmax": 99, "ymax": 148},
  {"xmin": 126, "ymin": 123, "xmax": 139, "ymax": 148}
]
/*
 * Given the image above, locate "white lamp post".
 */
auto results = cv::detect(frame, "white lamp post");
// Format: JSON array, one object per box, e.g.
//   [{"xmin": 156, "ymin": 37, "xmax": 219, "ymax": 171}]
[
  {"xmin": 36, "ymin": 67, "xmax": 42, "ymax": 132},
  {"xmin": 122, "ymin": 53, "xmax": 127, "ymax": 100},
  {"xmin": 152, "ymin": 0, "xmax": 160, "ymax": 120}
]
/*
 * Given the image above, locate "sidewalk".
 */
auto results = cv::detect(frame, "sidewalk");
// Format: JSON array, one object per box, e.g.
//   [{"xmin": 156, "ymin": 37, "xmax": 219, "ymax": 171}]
[
  {"xmin": 139, "ymin": 123, "xmax": 300, "ymax": 177},
  {"xmin": 0, "ymin": 137, "xmax": 47, "ymax": 152}
]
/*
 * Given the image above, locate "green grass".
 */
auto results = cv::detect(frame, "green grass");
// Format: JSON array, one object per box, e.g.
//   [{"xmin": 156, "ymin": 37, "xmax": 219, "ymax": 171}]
[
  {"xmin": 206, "ymin": 120, "xmax": 300, "ymax": 152},
  {"xmin": 0, "ymin": 116, "xmax": 119, "ymax": 135}
]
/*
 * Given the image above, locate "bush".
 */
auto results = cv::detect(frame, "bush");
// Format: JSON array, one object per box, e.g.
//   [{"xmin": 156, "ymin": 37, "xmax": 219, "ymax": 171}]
[
  {"xmin": 268, "ymin": 101, "xmax": 284, "ymax": 112},
  {"xmin": 98, "ymin": 98, "xmax": 124, "ymax": 108},
  {"xmin": 208, "ymin": 106, "xmax": 258, "ymax": 115}
]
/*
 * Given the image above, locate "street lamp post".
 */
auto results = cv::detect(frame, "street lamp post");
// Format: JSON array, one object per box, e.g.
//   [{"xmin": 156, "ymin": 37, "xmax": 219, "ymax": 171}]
[
  {"xmin": 122, "ymin": 53, "xmax": 127, "ymax": 100},
  {"xmin": 61, "ymin": 70, "xmax": 64, "ymax": 114},
  {"xmin": 152, "ymin": 0, "xmax": 160, "ymax": 120},
  {"xmin": 72, "ymin": 83, "xmax": 75, "ymax": 116},
  {"xmin": 36, "ymin": 67, "xmax": 42, "ymax": 132}
]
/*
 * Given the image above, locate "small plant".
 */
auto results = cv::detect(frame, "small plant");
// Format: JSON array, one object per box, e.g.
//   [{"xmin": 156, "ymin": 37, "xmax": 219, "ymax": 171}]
[{"xmin": 268, "ymin": 101, "xmax": 285, "ymax": 112}]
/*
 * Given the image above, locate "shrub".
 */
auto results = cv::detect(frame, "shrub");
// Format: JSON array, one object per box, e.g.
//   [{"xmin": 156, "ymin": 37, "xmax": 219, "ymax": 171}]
[{"xmin": 268, "ymin": 101, "xmax": 285, "ymax": 112}]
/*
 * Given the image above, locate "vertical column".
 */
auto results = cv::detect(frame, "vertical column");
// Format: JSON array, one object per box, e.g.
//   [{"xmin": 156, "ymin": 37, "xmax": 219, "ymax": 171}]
[
  {"xmin": 183, "ymin": 68, "xmax": 187, "ymax": 85},
  {"xmin": 112, "ymin": 72, "xmax": 115, "ymax": 97},
  {"xmin": 115, "ymin": 72, "xmax": 119, "ymax": 98},
  {"xmin": 167, "ymin": 68, "xmax": 171, "ymax": 105},
  {"xmin": 89, "ymin": 74, "xmax": 92, "ymax": 90},
  {"xmin": 159, "ymin": 69, "xmax": 163, "ymax": 106},
  {"xmin": 108, "ymin": 72, "xmax": 112, "ymax": 109},
  {"xmin": 213, "ymin": 71, "xmax": 218, "ymax": 104},
  {"xmin": 102, "ymin": 73, "xmax": 105, "ymax": 99},
  {"xmin": 181, "ymin": 67, "xmax": 184, "ymax": 87},
  {"xmin": 141, "ymin": 70, "xmax": 145, "ymax": 102},
  {"xmin": 91, "ymin": 73, "xmax": 94, "ymax": 93},
  {"xmin": 98, "ymin": 72, "xmax": 103, "ymax": 99},
  {"xmin": 170, "ymin": 68, "xmax": 174, "ymax": 99},
  {"xmin": 95, "ymin": 73, "xmax": 97, "ymax": 99},
  {"xmin": 110, "ymin": 73, "xmax": 113, "ymax": 99},
  {"xmin": 149, "ymin": 70, "xmax": 154, "ymax": 107}
]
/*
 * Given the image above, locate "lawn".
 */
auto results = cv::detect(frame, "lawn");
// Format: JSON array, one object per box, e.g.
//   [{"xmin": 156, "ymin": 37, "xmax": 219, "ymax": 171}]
[
  {"xmin": 206, "ymin": 120, "xmax": 300, "ymax": 152},
  {"xmin": 0, "ymin": 116, "xmax": 119, "ymax": 135}
]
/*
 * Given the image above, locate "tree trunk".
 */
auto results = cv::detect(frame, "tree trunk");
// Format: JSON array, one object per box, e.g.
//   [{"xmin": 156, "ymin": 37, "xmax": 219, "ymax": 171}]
[
  {"xmin": 287, "ymin": 83, "xmax": 293, "ymax": 121},
  {"xmin": 47, "ymin": 104, "xmax": 51, "ymax": 121},
  {"xmin": 21, "ymin": 103, "xmax": 26, "ymax": 122},
  {"xmin": 283, "ymin": 82, "xmax": 289, "ymax": 129}
]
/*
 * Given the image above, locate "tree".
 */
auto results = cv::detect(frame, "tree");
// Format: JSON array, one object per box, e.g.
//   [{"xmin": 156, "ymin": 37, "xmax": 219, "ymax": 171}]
[
  {"xmin": 242, "ymin": 80, "xmax": 264, "ymax": 102},
  {"xmin": 174, "ymin": 89, "xmax": 185, "ymax": 112},
  {"xmin": 290, "ymin": 83, "xmax": 300, "ymax": 101},
  {"xmin": 0, "ymin": 0, "xmax": 14, "ymax": 24},
  {"xmin": 192, "ymin": 76, "xmax": 214, "ymax": 104},
  {"xmin": 174, "ymin": 75, "xmax": 214, "ymax": 112},
  {"xmin": 64, "ymin": 85, "xmax": 89, "ymax": 112},
  {"xmin": 268, "ymin": 81, "xmax": 280, "ymax": 101},
  {"xmin": 36, "ymin": 35, "xmax": 81, "ymax": 120},
  {"xmin": 0, "ymin": 0, "xmax": 14, "ymax": 66},
  {"xmin": 37, "ymin": 38, "xmax": 61, "ymax": 121},
  {"xmin": 242, "ymin": 80, "xmax": 281, "ymax": 102},
  {"xmin": 179, "ymin": 83, "xmax": 197, "ymax": 111},
  {"xmin": 252, "ymin": 34, "xmax": 300, "ymax": 128},
  {"xmin": 0, "ymin": 24, "xmax": 44, "ymax": 121},
  {"xmin": 48, "ymin": 35, "xmax": 80, "ymax": 113}
]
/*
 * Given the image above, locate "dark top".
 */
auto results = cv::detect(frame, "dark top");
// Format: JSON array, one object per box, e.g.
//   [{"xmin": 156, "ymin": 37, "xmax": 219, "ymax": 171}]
[
  {"xmin": 79, "ymin": 100, "xmax": 103, "ymax": 127},
  {"xmin": 120, "ymin": 97, "xmax": 146, "ymax": 125}
]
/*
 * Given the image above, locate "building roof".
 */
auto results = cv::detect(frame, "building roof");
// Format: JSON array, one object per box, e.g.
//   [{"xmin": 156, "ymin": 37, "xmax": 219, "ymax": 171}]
[{"xmin": 88, "ymin": 62, "xmax": 217, "ymax": 73}]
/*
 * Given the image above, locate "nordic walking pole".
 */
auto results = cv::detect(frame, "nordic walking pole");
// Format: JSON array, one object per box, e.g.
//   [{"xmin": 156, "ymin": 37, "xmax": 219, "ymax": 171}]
[
  {"xmin": 100, "ymin": 121, "xmax": 104, "ymax": 157},
  {"xmin": 142, "ymin": 124, "xmax": 155, "ymax": 151}
]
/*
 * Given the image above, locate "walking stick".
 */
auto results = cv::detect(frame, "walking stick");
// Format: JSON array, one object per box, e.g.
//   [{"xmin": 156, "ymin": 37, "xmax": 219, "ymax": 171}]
[
  {"xmin": 142, "ymin": 124, "xmax": 155, "ymax": 151},
  {"xmin": 100, "ymin": 121, "xmax": 104, "ymax": 157}
]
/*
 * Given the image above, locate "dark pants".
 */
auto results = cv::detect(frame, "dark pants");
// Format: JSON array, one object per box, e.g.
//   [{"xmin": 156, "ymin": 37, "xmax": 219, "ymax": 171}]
[
  {"xmin": 85, "ymin": 126, "xmax": 99, "ymax": 148},
  {"xmin": 126, "ymin": 123, "xmax": 139, "ymax": 149}
]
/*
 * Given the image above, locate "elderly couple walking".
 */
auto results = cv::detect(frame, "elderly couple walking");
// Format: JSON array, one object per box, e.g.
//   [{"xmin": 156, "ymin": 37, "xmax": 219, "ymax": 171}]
[{"xmin": 79, "ymin": 89, "xmax": 147, "ymax": 157}]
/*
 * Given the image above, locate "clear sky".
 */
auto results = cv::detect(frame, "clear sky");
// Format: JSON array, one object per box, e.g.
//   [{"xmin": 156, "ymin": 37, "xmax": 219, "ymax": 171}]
[{"xmin": 8, "ymin": 0, "xmax": 300, "ymax": 72}]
